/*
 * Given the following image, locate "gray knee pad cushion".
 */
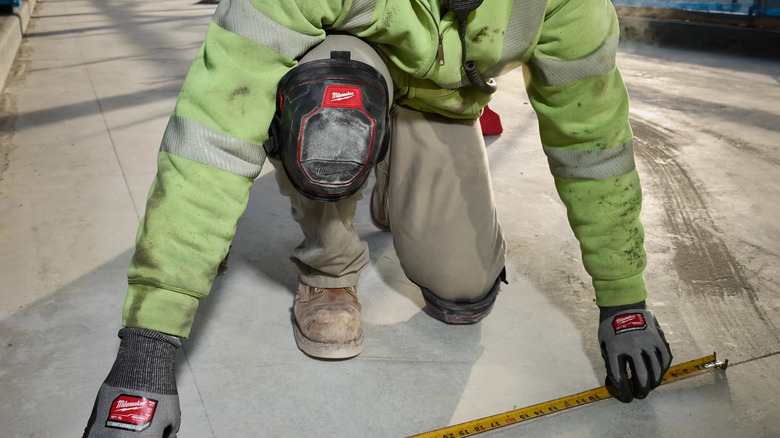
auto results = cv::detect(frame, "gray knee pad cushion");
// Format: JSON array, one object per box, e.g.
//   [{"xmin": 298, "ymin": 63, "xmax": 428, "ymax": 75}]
[{"xmin": 421, "ymin": 268, "xmax": 507, "ymax": 324}]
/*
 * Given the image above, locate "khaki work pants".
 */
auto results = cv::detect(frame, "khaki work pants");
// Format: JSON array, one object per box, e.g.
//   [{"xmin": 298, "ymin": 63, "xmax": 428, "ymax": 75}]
[
  {"xmin": 271, "ymin": 36, "xmax": 506, "ymax": 302},
  {"xmin": 271, "ymin": 106, "xmax": 506, "ymax": 302}
]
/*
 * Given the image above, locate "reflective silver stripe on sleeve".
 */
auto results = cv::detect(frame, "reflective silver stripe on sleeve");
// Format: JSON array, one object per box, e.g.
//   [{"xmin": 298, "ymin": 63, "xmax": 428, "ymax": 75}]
[
  {"xmin": 212, "ymin": 0, "xmax": 322, "ymax": 60},
  {"xmin": 544, "ymin": 140, "xmax": 635, "ymax": 180},
  {"xmin": 435, "ymin": 0, "xmax": 546, "ymax": 89},
  {"xmin": 161, "ymin": 116, "xmax": 266, "ymax": 179},
  {"xmin": 486, "ymin": 0, "xmax": 547, "ymax": 76},
  {"xmin": 531, "ymin": 35, "xmax": 619, "ymax": 87},
  {"xmin": 336, "ymin": 0, "xmax": 375, "ymax": 32}
]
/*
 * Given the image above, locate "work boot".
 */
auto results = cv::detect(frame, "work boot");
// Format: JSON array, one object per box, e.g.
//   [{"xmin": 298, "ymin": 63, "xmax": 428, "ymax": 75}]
[{"xmin": 293, "ymin": 279, "xmax": 364, "ymax": 359}]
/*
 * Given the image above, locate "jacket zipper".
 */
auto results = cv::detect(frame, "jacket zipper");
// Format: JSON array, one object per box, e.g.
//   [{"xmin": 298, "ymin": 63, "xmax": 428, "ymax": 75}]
[
  {"xmin": 398, "ymin": 1, "xmax": 454, "ymax": 102},
  {"xmin": 416, "ymin": 0, "xmax": 453, "ymax": 74},
  {"xmin": 437, "ymin": 34, "xmax": 445, "ymax": 66},
  {"xmin": 437, "ymin": 20, "xmax": 454, "ymax": 66}
]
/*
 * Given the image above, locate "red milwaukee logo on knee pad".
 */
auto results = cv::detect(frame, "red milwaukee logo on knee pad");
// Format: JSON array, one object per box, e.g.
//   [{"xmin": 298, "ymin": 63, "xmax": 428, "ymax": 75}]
[
  {"xmin": 612, "ymin": 313, "xmax": 647, "ymax": 334},
  {"xmin": 323, "ymin": 85, "xmax": 363, "ymax": 108},
  {"xmin": 106, "ymin": 395, "xmax": 157, "ymax": 432}
]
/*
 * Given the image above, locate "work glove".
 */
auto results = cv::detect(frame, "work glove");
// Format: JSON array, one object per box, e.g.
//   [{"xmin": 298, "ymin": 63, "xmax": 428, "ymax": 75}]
[
  {"xmin": 83, "ymin": 327, "xmax": 181, "ymax": 437},
  {"xmin": 598, "ymin": 301, "xmax": 672, "ymax": 403}
]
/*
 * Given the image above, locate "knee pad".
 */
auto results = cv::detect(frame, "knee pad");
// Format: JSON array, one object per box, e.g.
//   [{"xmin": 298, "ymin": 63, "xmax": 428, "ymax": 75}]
[
  {"xmin": 421, "ymin": 268, "xmax": 507, "ymax": 324},
  {"xmin": 265, "ymin": 37, "xmax": 392, "ymax": 202}
]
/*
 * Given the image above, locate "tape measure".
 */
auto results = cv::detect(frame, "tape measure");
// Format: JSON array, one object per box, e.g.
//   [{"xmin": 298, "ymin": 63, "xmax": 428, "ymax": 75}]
[{"xmin": 408, "ymin": 353, "xmax": 728, "ymax": 438}]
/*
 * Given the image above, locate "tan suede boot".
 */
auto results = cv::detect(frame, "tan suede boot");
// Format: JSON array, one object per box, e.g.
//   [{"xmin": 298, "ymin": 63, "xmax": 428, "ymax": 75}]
[{"xmin": 293, "ymin": 279, "xmax": 364, "ymax": 359}]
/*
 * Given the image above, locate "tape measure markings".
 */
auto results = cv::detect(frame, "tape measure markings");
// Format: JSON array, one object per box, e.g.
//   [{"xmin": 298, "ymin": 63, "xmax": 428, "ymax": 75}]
[{"xmin": 408, "ymin": 353, "xmax": 726, "ymax": 438}]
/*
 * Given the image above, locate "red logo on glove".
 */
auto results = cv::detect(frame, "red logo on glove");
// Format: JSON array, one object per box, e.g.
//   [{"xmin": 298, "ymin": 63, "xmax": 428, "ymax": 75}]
[
  {"xmin": 106, "ymin": 395, "xmax": 157, "ymax": 432},
  {"xmin": 612, "ymin": 313, "xmax": 647, "ymax": 334}
]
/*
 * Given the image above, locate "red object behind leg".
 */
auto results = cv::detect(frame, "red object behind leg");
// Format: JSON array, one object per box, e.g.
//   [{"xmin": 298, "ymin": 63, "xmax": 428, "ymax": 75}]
[{"xmin": 479, "ymin": 105, "xmax": 503, "ymax": 136}]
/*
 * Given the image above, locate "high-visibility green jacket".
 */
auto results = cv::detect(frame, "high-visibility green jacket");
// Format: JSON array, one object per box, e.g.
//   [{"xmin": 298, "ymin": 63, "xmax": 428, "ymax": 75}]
[{"xmin": 124, "ymin": 0, "xmax": 648, "ymax": 338}]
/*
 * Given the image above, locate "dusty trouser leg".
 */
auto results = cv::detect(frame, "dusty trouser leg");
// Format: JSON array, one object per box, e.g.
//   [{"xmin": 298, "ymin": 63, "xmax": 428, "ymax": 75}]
[
  {"xmin": 275, "ymin": 33, "xmax": 393, "ymax": 287},
  {"xmin": 388, "ymin": 107, "xmax": 507, "ymax": 323},
  {"xmin": 270, "ymin": 157, "xmax": 369, "ymax": 288},
  {"xmin": 271, "ymin": 34, "xmax": 393, "ymax": 358},
  {"xmin": 270, "ymin": 155, "xmax": 368, "ymax": 359}
]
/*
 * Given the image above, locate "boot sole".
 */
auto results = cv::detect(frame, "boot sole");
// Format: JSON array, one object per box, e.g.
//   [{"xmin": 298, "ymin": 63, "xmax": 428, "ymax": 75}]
[{"xmin": 293, "ymin": 323, "xmax": 364, "ymax": 359}]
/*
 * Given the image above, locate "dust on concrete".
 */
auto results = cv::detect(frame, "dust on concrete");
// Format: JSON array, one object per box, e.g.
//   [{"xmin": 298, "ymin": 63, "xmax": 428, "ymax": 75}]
[
  {"xmin": 0, "ymin": 93, "xmax": 18, "ymax": 185},
  {"xmin": 631, "ymin": 116, "xmax": 780, "ymax": 357},
  {"xmin": 1, "ymin": 33, "xmax": 35, "ymax": 186}
]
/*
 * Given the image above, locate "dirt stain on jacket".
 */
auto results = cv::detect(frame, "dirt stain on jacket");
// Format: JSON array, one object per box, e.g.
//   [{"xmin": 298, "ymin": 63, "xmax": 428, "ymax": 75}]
[{"xmin": 229, "ymin": 86, "xmax": 250, "ymax": 101}]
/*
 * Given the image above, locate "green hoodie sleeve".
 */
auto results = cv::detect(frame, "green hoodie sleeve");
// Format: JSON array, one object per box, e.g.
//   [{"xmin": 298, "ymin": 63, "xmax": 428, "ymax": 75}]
[
  {"xmin": 525, "ymin": 0, "xmax": 648, "ymax": 307},
  {"xmin": 123, "ymin": 0, "xmax": 350, "ymax": 338}
]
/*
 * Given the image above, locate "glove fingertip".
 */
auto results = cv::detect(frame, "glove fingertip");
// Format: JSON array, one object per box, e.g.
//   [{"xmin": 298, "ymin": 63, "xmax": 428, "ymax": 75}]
[
  {"xmin": 663, "ymin": 347, "xmax": 674, "ymax": 369},
  {"xmin": 616, "ymin": 385, "xmax": 634, "ymax": 403},
  {"xmin": 604, "ymin": 375, "xmax": 628, "ymax": 403},
  {"xmin": 650, "ymin": 349, "xmax": 666, "ymax": 388},
  {"xmin": 607, "ymin": 372, "xmax": 634, "ymax": 403}
]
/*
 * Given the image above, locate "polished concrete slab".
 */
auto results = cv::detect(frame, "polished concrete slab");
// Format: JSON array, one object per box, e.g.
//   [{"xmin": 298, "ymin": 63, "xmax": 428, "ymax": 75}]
[{"xmin": 1, "ymin": 1, "xmax": 778, "ymax": 437}]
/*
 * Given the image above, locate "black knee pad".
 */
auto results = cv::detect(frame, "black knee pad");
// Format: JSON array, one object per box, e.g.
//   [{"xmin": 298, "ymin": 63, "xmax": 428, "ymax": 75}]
[
  {"xmin": 421, "ymin": 268, "xmax": 507, "ymax": 324},
  {"xmin": 265, "ymin": 50, "xmax": 391, "ymax": 202}
]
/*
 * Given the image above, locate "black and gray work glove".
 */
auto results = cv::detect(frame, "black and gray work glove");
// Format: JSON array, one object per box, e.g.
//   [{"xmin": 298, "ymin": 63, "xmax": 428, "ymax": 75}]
[
  {"xmin": 598, "ymin": 302, "xmax": 672, "ymax": 403},
  {"xmin": 83, "ymin": 327, "xmax": 181, "ymax": 437}
]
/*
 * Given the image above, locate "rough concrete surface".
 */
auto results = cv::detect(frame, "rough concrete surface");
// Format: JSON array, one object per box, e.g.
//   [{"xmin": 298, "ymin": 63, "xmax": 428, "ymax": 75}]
[{"xmin": 0, "ymin": 0, "xmax": 37, "ymax": 89}]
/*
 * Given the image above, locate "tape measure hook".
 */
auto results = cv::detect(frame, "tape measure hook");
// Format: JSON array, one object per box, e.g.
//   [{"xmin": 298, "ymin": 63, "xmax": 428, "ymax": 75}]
[{"xmin": 703, "ymin": 352, "xmax": 729, "ymax": 371}]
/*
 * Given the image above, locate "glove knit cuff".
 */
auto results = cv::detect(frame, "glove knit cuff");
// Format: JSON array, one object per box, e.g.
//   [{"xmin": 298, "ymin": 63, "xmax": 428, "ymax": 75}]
[
  {"xmin": 598, "ymin": 300, "xmax": 646, "ymax": 322},
  {"xmin": 103, "ymin": 327, "xmax": 181, "ymax": 395}
]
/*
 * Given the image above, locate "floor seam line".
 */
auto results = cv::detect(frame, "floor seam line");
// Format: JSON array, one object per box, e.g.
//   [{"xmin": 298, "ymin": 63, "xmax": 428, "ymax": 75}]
[
  {"xmin": 727, "ymin": 349, "xmax": 780, "ymax": 368},
  {"xmin": 71, "ymin": 11, "xmax": 142, "ymax": 223},
  {"xmin": 182, "ymin": 346, "xmax": 218, "ymax": 437}
]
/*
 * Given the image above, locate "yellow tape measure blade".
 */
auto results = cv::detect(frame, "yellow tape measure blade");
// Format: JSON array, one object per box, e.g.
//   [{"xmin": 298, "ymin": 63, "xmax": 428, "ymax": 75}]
[{"xmin": 408, "ymin": 353, "xmax": 725, "ymax": 438}]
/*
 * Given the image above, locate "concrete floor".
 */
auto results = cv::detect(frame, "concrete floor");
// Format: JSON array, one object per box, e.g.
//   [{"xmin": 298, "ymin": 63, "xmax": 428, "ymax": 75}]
[{"xmin": 1, "ymin": 1, "xmax": 779, "ymax": 437}]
